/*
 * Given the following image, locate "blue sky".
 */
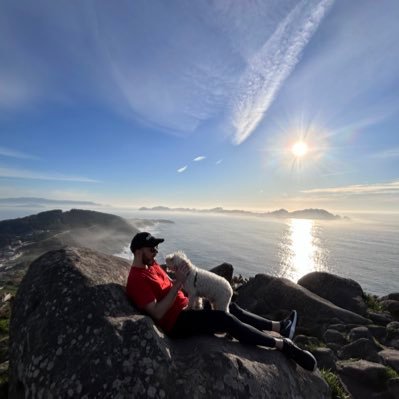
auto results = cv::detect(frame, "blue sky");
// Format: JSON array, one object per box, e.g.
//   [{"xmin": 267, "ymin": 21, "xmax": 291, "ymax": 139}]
[{"xmin": 1, "ymin": 0, "xmax": 399, "ymax": 214}]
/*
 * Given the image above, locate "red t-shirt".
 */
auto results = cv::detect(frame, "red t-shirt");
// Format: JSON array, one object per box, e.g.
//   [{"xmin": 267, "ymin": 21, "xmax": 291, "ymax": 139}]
[{"xmin": 126, "ymin": 263, "xmax": 188, "ymax": 332}]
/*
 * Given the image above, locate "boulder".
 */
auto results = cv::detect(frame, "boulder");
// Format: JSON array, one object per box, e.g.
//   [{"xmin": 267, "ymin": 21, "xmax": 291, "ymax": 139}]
[
  {"xmin": 382, "ymin": 293, "xmax": 399, "ymax": 302},
  {"xmin": 9, "ymin": 247, "xmax": 330, "ymax": 399},
  {"xmin": 379, "ymin": 349, "xmax": 399, "ymax": 373},
  {"xmin": 236, "ymin": 274, "xmax": 369, "ymax": 337},
  {"xmin": 381, "ymin": 300, "xmax": 399, "ymax": 320},
  {"xmin": 348, "ymin": 326, "xmax": 373, "ymax": 342},
  {"xmin": 386, "ymin": 322, "xmax": 399, "ymax": 349},
  {"xmin": 338, "ymin": 338, "xmax": 382, "ymax": 362},
  {"xmin": 369, "ymin": 325, "xmax": 388, "ymax": 341},
  {"xmin": 297, "ymin": 271, "xmax": 367, "ymax": 316},
  {"xmin": 337, "ymin": 360, "xmax": 393, "ymax": 399},
  {"xmin": 312, "ymin": 348, "xmax": 337, "ymax": 371},
  {"xmin": 367, "ymin": 311, "xmax": 393, "ymax": 326},
  {"xmin": 293, "ymin": 335, "xmax": 321, "ymax": 349},
  {"xmin": 323, "ymin": 329, "xmax": 347, "ymax": 346}
]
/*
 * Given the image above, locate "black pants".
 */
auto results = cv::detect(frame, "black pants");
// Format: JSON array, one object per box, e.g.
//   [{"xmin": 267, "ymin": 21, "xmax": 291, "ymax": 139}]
[{"xmin": 170, "ymin": 302, "xmax": 276, "ymax": 348}]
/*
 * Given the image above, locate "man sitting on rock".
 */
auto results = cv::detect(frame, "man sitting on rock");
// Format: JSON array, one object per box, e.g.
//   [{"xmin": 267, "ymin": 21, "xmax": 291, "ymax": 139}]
[{"xmin": 126, "ymin": 232, "xmax": 317, "ymax": 372}]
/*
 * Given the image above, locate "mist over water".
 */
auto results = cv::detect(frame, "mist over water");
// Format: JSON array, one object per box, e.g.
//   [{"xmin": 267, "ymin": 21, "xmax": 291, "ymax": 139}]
[{"xmin": 117, "ymin": 211, "xmax": 399, "ymax": 297}]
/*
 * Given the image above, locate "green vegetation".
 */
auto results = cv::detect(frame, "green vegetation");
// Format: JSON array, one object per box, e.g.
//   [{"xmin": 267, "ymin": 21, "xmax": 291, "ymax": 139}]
[
  {"xmin": 306, "ymin": 341, "xmax": 326, "ymax": 352},
  {"xmin": 383, "ymin": 366, "xmax": 399, "ymax": 382},
  {"xmin": 0, "ymin": 319, "xmax": 8, "ymax": 335},
  {"xmin": 363, "ymin": 293, "xmax": 384, "ymax": 312},
  {"xmin": 320, "ymin": 369, "xmax": 350, "ymax": 399}
]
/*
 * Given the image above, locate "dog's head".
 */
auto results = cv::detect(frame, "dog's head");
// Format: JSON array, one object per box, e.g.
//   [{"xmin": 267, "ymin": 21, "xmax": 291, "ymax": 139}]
[{"xmin": 165, "ymin": 251, "xmax": 190, "ymax": 271}]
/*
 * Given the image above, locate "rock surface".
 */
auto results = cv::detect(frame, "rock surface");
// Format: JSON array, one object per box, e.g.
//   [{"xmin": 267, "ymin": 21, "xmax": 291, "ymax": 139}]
[
  {"xmin": 297, "ymin": 271, "xmax": 367, "ymax": 316},
  {"xmin": 9, "ymin": 247, "xmax": 330, "ymax": 398},
  {"xmin": 337, "ymin": 360, "xmax": 391, "ymax": 398},
  {"xmin": 236, "ymin": 274, "xmax": 370, "ymax": 337}
]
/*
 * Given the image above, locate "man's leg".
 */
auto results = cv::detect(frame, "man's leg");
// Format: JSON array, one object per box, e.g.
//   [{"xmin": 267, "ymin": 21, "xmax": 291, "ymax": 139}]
[
  {"xmin": 171, "ymin": 309, "xmax": 316, "ymax": 371},
  {"xmin": 229, "ymin": 303, "xmax": 297, "ymax": 338}
]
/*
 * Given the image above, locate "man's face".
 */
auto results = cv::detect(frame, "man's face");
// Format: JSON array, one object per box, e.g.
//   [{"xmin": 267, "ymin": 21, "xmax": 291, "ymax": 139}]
[{"xmin": 141, "ymin": 246, "xmax": 158, "ymax": 266}]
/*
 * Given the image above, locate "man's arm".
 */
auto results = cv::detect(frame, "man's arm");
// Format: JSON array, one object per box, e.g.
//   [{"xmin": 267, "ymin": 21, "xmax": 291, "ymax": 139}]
[
  {"xmin": 144, "ymin": 281, "xmax": 183, "ymax": 320},
  {"xmin": 144, "ymin": 263, "xmax": 189, "ymax": 320}
]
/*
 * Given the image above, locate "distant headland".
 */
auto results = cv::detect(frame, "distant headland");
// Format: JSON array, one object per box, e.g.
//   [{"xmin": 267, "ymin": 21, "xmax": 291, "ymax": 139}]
[{"xmin": 139, "ymin": 206, "xmax": 345, "ymax": 220}]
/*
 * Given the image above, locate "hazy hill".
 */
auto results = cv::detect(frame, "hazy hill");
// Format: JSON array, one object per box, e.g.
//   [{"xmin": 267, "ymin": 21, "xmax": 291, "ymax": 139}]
[
  {"xmin": 0, "ymin": 209, "xmax": 134, "ymax": 245},
  {"xmin": 139, "ymin": 206, "xmax": 342, "ymax": 220},
  {"xmin": 0, "ymin": 209, "xmax": 138, "ymax": 280}
]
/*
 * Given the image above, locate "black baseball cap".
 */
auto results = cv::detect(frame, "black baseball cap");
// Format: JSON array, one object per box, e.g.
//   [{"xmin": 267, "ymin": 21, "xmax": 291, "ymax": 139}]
[{"xmin": 130, "ymin": 232, "xmax": 164, "ymax": 252}]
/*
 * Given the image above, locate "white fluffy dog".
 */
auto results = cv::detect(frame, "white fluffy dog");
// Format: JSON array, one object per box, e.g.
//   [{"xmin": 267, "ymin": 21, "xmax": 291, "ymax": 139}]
[{"xmin": 165, "ymin": 251, "xmax": 233, "ymax": 312}]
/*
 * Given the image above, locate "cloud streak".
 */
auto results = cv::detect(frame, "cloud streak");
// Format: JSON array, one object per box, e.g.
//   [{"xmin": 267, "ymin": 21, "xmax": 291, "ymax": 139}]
[
  {"xmin": 372, "ymin": 147, "xmax": 399, "ymax": 159},
  {"xmin": 177, "ymin": 166, "xmax": 187, "ymax": 173},
  {"xmin": 0, "ymin": 146, "xmax": 39, "ymax": 160},
  {"xmin": 193, "ymin": 156, "xmax": 206, "ymax": 162},
  {"xmin": 231, "ymin": 0, "xmax": 334, "ymax": 144},
  {"xmin": 302, "ymin": 180, "xmax": 399, "ymax": 196},
  {"xmin": 0, "ymin": 167, "xmax": 99, "ymax": 183}
]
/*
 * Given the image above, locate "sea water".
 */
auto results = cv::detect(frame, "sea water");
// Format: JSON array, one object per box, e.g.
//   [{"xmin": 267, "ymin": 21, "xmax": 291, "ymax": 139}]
[
  {"xmin": 116, "ymin": 211, "xmax": 399, "ymax": 297},
  {"xmin": 1, "ymin": 207, "xmax": 397, "ymax": 297}
]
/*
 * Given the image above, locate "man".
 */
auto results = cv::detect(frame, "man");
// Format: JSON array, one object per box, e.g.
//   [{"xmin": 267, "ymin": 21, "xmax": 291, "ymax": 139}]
[{"xmin": 126, "ymin": 232, "xmax": 317, "ymax": 371}]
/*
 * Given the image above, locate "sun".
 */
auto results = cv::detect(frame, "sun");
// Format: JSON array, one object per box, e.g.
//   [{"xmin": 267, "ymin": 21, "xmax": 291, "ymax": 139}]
[{"xmin": 291, "ymin": 141, "xmax": 308, "ymax": 158}]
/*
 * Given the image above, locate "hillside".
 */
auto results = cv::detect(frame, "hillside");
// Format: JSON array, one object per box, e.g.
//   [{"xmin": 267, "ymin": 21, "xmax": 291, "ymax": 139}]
[{"xmin": 0, "ymin": 209, "xmax": 138, "ymax": 279}]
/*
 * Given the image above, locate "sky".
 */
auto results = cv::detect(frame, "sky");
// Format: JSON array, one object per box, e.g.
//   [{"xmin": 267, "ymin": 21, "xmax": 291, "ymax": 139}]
[{"xmin": 1, "ymin": 0, "xmax": 399, "ymax": 215}]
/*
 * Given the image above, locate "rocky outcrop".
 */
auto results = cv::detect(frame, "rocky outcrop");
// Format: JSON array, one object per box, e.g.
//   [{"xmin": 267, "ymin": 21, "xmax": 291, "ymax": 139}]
[
  {"xmin": 235, "ymin": 274, "xmax": 399, "ymax": 398},
  {"xmin": 8, "ymin": 247, "xmax": 330, "ymax": 399},
  {"xmin": 297, "ymin": 271, "xmax": 367, "ymax": 316},
  {"xmin": 337, "ymin": 360, "xmax": 394, "ymax": 398},
  {"xmin": 236, "ymin": 274, "xmax": 369, "ymax": 337}
]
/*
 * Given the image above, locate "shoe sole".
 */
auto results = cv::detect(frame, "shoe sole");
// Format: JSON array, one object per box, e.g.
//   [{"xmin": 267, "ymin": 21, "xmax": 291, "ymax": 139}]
[{"xmin": 303, "ymin": 350, "xmax": 317, "ymax": 372}]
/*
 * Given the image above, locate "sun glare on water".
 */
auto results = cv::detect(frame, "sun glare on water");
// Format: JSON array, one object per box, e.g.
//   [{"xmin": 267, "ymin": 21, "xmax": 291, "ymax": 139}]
[
  {"xmin": 291, "ymin": 141, "xmax": 308, "ymax": 157},
  {"xmin": 280, "ymin": 219, "xmax": 327, "ymax": 282}
]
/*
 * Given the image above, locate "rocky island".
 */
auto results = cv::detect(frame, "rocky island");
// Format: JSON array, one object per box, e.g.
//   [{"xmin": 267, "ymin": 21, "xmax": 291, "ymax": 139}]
[{"xmin": 139, "ymin": 206, "xmax": 344, "ymax": 220}]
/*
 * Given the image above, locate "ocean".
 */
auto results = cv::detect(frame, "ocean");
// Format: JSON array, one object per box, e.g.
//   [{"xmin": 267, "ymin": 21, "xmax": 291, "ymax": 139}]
[
  {"xmin": 1, "ymin": 207, "xmax": 397, "ymax": 297},
  {"xmin": 115, "ymin": 210, "xmax": 399, "ymax": 297}
]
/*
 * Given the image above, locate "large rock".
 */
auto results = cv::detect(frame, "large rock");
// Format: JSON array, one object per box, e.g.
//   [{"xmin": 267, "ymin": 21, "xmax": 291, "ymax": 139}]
[
  {"xmin": 297, "ymin": 271, "xmax": 367, "ymax": 316},
  {"xmin": 379, "ymin": 349, "xmax": 399, "ymax": 373},
  {"xmin": 338, "ymin": 338, "xmax": 382, "ymax": 362},
  {"xmin": 337, "ymin": 360, "xmax": 394, "ymax": 399},
  {"xmin": 236, "ymin": 274, "xmax": 370, "ymax": 337},
  {"xmin": 9, "ymin": 247, "xmax": 330, "ymax": 398}
]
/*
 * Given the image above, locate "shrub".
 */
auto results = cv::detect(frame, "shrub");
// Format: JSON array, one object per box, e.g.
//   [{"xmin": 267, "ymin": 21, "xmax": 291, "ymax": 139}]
[
  {"xmin": 363, "ymin": 293, "xmax": 383, "ymax": 312},
  {"xmin": 320, "ymin": 369, "xmax": 350, "ymax": 399}
]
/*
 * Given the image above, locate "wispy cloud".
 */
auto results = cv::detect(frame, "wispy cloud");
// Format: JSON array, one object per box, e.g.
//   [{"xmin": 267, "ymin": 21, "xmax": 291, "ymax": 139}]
[
  {"xmin": 372, "ymin": 147, "xmax": 399, "ymax": 159},
  {"xmin": 216, "ymin": 159, "xmax": 223, "ymax": 165},
  {"xmin": 0, "ymin": 1, "xmax": 335, "ymax": 144},
  {"xmin": 0, "ymin": 167, "xmax": 99, "ymax": 183},
  {"xmin": 278, "ymin": 1, "xmax": 399, "ymax": 138},
  {"xmin": 0, "ymin": 146, "xmax": 39, "ymax": 160},
  {"xmin": 193, "ymin": 156, "xmax": 206, "ymax": 162},
  {"xmin": 231, "ymin": 0, "xmax": 334, "ymax": 145},
  {"xmin": 302, "ymin": 180, "xmax": 399, "ymax": 196},
  {"xmin": 177, "ymin": 166, "xmax": 188, "ymax": 173}
]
